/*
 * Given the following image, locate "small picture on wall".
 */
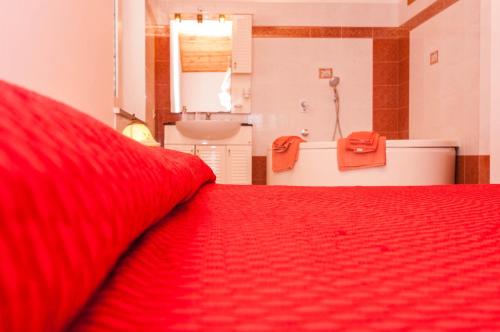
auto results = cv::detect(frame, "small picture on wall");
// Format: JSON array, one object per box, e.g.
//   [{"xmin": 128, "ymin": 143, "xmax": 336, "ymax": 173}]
[
  {"xmin": 319, "ymin": 68, "xmax": 333, "ymax": 79},
  {"xmin": 430, "ymin": 50, "xmax": 439, "ymax": 65}
]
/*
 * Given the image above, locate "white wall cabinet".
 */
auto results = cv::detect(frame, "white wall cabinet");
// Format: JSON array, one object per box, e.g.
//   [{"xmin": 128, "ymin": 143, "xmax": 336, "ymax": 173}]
[
  {"xmin": 196, "ymin": 145, "xmax": 227, "ymax": 182},
  {"xmin": 164, "ymin": 144, "xmax": 194, "ymax": 155},
  {"xmin": 165, "ymin": 144, "xmax": 251, "ymax": 184},
  {"xmin": 226, "ymin": 145, "xmax": 252, "ymax": 184},
  {"xmin": 232, "ymin": 15, "xmax": 253, "ymax": 74}
]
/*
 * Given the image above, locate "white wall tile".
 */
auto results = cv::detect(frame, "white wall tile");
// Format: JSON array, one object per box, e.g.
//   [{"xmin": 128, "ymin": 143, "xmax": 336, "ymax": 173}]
[
  {"xmin": 251, "ymin": 38, "xmax": 373, "ymax": 155},
  {"xmin": 410, "ymin": 0, "xmax": 481, "ymax": 156}
]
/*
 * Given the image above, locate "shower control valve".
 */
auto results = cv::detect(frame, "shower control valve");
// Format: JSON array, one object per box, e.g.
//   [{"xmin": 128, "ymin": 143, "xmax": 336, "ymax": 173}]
[
  {"xmin": 300, "ymin": 100, "xmax": 311, "ymax": 113},
  {"xmin": 301, "ymin": 129, "xmax": 310, "ymax": 137}
]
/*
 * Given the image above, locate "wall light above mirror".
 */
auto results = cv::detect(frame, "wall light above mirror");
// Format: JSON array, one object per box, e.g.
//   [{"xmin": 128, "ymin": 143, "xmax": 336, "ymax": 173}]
[{"xmin": 170, "ymin": 14, "xmax": 252, "ymax": 115}]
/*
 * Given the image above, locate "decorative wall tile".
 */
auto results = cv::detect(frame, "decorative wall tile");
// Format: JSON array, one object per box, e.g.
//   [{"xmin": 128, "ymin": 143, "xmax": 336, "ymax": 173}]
[
  {"xmin": 252, "ymin": 156, "xmax": 267, "ymax": 185},
  {"xmin": 399, "ymin": 58, "xmax": 410, "ymax": 83},
  {"xmin": 154, "ymin": 61, "xmax": 169, "ymax": 85},
  {"xmin": 399, "ymin": 82, "xmax": 409, "ymax": 110},
  {"xmin": 373, "ymin": 26, "xmax": 409, "ymax": 140},
  {"xmin": 252, "ymin": 26, "xmax": 310, "ymax": 38},
  {"xmin": 154, "ymin": 36, "xmax": 170, "ymax": 61},
  {"xmin": 154, "ymin": 35, "xmax": 171, "ymax": 144},
  {"xmin": 341, "ymin": 27, "xmax": 373, "ymax": 38},
  {"xmin": 399, "ymin": 37, "xmax": 410, "ymax": 59},
  {"xmin": 401, "ymin": 0, "xmax": 460, "ymax": 31},
  {"xmin": 479, "ymin": 155, "xmax": 490, "ymax": 184},
  {"xmin": 378, "ymin": 131, "xmax": 400, "ymax": 140},
  {"xmin": 309, "ymin": 27, "xmax": 342, "ymax": 38},
  {"xmin": 456, "ymin": 155, "xmax": 490, "ymax": 184},
  {"xmin": 373, "ymin": 86, "xmax": 399, "ymax": 109},
  {"xmin": 398, "ymin": 130, "xmax": 409, "ymax": 140},
  {"xmin": 155, "ymin": 84, "xmax": 170, "ymax": 111},
  {"xmin": 402, "ymin": 1, "xmax": 443, "ymax": 30},
  {"xmin": 464, "ymin": 156, "xmax": 480, "ymax": 184},
  {"xmin": 373, "ymin": 39, "xmax": 400, "ymax": 62},
  {"xmin": 373, "ymin": 28, "xmax": 400, "ymax": 39},
  {"xmin": 373, "ymin": 62, "xmax": 399, "ymax": 85},
  {"xmin": 399, "ymin": 107, "xmax": 409, "ymax": 132},
  {"xmin": 455, "ymin": 156, "xmax": 465, "ymax": 184},
  {"xmin": 373, "ymin": 108, "xmax": 399, "ymax": 132},
  {"xmin": 146, "ymin": 35, "xmax": 156, "ymax": 138}
]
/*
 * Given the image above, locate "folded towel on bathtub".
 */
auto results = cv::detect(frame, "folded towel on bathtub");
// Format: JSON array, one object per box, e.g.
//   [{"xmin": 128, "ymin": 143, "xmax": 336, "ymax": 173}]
[
  {"xmin": 348, "ymin": 131, "xmax": 378, "ymax": 145},
  {"xmin": 346, "ymin": 131, "xmax": 380, "ymax": 153},
  {"xmin": 272, "ymin": 136, "xmax": 305, "ymax": 172},
  {"xmin": 338, "ymin": 132, "xmax": 386, "ymax": 171}
]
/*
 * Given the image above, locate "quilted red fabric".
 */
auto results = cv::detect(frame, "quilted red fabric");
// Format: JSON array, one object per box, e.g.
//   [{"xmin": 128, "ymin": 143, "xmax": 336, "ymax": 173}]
[
  {"xmin": 72, "ymin": 184, "xmax": 500, "ymax": 331},
  {"xmin": 0, "ymin": 81, "xmax": 215, "ymax": 332}
]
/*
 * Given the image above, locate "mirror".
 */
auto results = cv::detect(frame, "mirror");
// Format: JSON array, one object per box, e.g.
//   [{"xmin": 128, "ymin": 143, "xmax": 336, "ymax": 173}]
[{"xmin": 170, "ymin": 14, "xmax": 252, "ymax": 114}]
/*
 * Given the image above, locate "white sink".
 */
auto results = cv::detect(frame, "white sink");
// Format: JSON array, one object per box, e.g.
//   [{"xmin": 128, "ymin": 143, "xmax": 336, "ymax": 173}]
[{"xmin": 175, "ymin": 120, "xmax": 241, "ymax": 140}]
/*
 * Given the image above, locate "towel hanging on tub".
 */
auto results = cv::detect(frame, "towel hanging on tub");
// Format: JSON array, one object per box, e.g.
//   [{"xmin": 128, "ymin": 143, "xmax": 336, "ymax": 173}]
[
  {"xmin": 272, "ymin": 136, "xmax": 305, "ymax": 172},
  {"xmin": 338, "ymin": 132, "xmax": 386, "ymax": 171}
]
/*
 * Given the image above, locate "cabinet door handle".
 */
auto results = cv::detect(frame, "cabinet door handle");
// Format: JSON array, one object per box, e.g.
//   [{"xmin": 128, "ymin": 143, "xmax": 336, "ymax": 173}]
[{"xmin": 228, "ymin": 148, "xmax": 231, "ymax": 155}]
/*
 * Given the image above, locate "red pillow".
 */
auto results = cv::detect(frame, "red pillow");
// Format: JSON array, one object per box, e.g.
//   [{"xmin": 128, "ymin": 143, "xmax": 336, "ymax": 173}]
[{"xmin": 0, "ymin": 80, "xmax": 215, "ymax": 331}]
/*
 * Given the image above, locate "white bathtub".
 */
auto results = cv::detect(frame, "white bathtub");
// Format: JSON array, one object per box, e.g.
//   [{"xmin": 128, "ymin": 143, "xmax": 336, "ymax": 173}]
[{"xmin": 267, "ymin": 140, "xmax": 458, "ymax": 186}]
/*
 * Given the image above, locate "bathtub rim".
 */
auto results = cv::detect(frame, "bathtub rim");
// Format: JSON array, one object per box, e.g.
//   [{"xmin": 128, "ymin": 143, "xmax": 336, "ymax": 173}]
[{"xmin": 291, "ymin": 139, "xmax": 459, "ymax": 150}]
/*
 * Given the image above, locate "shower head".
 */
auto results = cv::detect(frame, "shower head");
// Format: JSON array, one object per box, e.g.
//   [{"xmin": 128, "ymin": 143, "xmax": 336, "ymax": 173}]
[{"xmin": 329, "ymin": 76, "xmax": 340, "ymax": 88}]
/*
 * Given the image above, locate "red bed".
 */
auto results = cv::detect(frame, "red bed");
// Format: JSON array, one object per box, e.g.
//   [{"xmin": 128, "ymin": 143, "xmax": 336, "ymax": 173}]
[
  {"xmin": 2, "ymin": 81, "xmax": 500, "ymax": 332},
  {"xmin": 72, "ymin": 184, "xmax": 500, "ymax": 331}
]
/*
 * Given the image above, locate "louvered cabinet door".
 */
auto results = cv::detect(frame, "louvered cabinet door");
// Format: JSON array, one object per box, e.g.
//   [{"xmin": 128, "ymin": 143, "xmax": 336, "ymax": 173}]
[
  {"xmin": 231, "ymin": 15, "xmax": 252, "ymax": 73},
  {"xmin": 165, "ymin": 144, "xmax": 195, "ymax": 155},
  {"xmin": 227, "ymin": 145, "xmax": 252, "ymax": 185},
  {"xmin": 196, "ymin": 145, "xmax": 227, "ymax": 184}
]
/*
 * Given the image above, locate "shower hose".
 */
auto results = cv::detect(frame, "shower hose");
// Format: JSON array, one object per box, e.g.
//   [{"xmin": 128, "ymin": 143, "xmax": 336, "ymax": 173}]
[{"xmin": 332, "ymin": 89, "xmax": 343, "ymax": 140}]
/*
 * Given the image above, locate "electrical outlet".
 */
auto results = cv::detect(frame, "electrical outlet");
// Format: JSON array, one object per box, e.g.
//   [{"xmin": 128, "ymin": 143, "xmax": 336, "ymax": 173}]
[{"xmin": 430, "ymin": 50, "xmax": 439, "ymax": 65}]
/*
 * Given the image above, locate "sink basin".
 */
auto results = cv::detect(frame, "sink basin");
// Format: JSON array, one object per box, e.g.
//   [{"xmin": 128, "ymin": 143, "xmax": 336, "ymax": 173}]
[{"xmin": 176, "ymin": 120, "xmax": 241, "ymax": 140}]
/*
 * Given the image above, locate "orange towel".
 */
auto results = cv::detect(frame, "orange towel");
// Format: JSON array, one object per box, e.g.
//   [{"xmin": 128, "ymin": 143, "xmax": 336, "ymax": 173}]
[
  {"xmin": 272, "ymin": 136, "xmax": 305, "ymax": 172},
  {"xmin": 348, "ymin": 131, "xmax": 377, "ymax": 145},
  {"xmin": 338, "ymin": 133, "xmax": 386, "ymax": 171},
  {"xmin": 346, "ymin": 131, "xmax": 380, "ymax": 153}
]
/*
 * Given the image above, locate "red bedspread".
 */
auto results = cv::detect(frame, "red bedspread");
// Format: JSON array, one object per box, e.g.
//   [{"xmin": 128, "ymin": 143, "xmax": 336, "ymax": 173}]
[
  {"xmin": 72, "ymin": 184, "xmax": 500, "ymax": 331},
  {"xmin": 0, "ymin": 80, "xmax": 215, "ymax": 332}
]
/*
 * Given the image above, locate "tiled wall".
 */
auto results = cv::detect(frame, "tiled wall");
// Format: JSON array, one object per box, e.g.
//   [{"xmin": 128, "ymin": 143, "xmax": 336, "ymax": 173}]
[
  {"xmin": 252, "ymin": 156, "xmax": 267, "ymax": 185},
  {"xmin": 152, "ymin": 27, "xmax": 405, "ymax": 184},
  {"xmin": 252, "ymin": 26, "xmax": 409, "ymax": 141},
  {"xmin": 151, "ymin": 26, "xmax": 408, "ymax": 142},
  {"xmin": 147, "ymin": 27, "xmax": 180, "ymax": 144},
  {"xmin": 373, "ymin": 28, "xmax": 409, "ymax": 139},
  {"xmin": 409, "ymin": 0, "xmax": 480, "ymax": 155},
  {"xmin": 456, "ymin": 155, "xmax": 490, "ymax": 185},
  {"xmin": 251, "ymin": 37, "xmax": 373, "ymax": 156},
  {"xmin": 402, "ymin": 0, "xmax": 489, "ymax": 183},
  {"xmin": 146, "ymin": 33, "xmax": 156, "ymax": 136}
]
